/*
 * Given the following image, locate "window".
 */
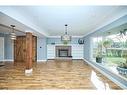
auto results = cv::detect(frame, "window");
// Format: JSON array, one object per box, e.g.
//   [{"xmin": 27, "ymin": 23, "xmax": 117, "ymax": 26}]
[
  {"xmin": 91, "ymin": 32, "xmax": 127, "ymax": 79},
  {"xmin": 91, "ymin": 36, "xmax": 103, "ymax": 61}
]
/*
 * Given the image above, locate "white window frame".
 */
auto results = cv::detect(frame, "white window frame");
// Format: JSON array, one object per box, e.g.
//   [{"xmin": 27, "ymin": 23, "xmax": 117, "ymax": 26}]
[{"xmin": 0, "ymin": 37, "xmax": 4, "ymax": 62}]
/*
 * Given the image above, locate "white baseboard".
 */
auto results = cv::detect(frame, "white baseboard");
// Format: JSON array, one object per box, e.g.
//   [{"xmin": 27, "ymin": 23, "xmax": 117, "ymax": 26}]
[
  {"xmin": 4, "ymin": 59, "xmax": 14, "ymax": 61},
  {"xmin": 37, "ymin": 60, "xmax": 47, "ymax": 62}
]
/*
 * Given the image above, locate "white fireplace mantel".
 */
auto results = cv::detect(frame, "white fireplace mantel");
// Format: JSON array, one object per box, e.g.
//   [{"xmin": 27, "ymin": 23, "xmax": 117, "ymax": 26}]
[{"xmin": 47, "ymin": 44, "xmax": 84, "ymax": 59}]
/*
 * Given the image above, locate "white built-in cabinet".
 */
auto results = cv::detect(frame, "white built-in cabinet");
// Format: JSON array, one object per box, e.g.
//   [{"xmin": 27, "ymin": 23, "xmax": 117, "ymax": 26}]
[
  {"xmin": 71, "ymin": 44, "xmax": 83, "ymax": 59},
  {"xmin": 47, "ymin": 45, "xmax": 55, "ymax": 59},
  {"xmin": 47, "ymin": 44, "xmax": 83, "ymax": 59}
]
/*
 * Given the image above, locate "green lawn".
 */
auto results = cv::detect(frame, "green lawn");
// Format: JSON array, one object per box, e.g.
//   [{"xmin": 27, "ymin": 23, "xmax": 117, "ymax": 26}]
[{"xmin": 104, "ymin": 57, "xmax": 126, "ymax": 66}]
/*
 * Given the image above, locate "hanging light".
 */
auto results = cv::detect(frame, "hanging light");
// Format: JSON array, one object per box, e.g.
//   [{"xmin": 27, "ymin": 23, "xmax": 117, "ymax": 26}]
[
  {"xmin": 61, "ymin": 24, "xmax": 71, "ymax": 42},
  {"xmin": 10, "ymin": 25, "xmax": 16, "ymax": 40}
]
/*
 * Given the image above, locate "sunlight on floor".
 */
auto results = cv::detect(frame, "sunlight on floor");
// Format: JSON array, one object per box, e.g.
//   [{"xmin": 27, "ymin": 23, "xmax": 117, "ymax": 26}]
[{"xmin": 91, "ymin": 70, "xmax": 110, "ymax": 90}]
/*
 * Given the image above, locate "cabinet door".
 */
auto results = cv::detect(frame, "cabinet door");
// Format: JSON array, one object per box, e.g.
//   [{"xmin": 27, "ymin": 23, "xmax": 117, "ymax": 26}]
[
  {"xmin": 47, "ymin": 45, "xmax": 55, "ymax": 59},
  {"xmin": 72, "ymin": 45, "xmax": 83, "ymax": 59}
]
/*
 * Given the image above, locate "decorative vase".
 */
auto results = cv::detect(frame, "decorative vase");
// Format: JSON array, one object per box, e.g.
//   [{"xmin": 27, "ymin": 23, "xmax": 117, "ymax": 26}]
[
  {"xmin": 96, "ymin": 57, "xmax": 102, "ymax": 63},
  {"xmin": 117, "ymin": 66, "xmax": 127, "ymax": 75}
]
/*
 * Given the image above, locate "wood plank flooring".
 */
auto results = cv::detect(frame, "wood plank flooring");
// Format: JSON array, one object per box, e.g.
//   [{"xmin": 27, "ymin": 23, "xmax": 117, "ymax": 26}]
[{"xmin": 0, "ymin": 60, "xmax": 121, "ymax": 89}]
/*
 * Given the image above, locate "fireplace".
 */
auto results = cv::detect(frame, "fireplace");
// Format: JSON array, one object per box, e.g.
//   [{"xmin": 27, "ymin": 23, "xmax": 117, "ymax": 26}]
[
  {"xmin": 56, "ymin": 46, "xmax": 72, "ymax": 58},
  {"xmin": 59, "ymin": 49, "xmax": 68, "ymax": 57}
]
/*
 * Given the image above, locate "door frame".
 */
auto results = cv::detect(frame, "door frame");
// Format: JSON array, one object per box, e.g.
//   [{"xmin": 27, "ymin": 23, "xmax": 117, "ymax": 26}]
[{"xmin": 0, "ymin": 37, "xmax": 4, "ymax": 61}]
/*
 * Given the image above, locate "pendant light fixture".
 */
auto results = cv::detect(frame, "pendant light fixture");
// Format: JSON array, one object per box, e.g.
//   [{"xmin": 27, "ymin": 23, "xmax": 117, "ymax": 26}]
[
  {"xmin": 10, "ymin": 25, "xmax": 16, "ymax": 40},
  {"xmin": 61, "ymin": 24, "xmax": 71, "ymax": 42}
]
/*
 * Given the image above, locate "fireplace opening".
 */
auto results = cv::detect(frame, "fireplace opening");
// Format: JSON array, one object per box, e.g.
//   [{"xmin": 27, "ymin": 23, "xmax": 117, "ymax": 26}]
[
  {"xmin": 56, "ymin": 46, "xmax": 72, "ymax": 58},
  {"xmin": 58, "ymin": 49, "xmax": 68, "ymax": 57}
]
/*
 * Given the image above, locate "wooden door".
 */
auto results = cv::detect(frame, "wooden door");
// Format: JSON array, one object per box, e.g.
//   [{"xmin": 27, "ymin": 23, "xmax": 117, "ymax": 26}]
[
  {"xmin": 14, "ymin": 36, "xmax": 26, "ymax": 62},
  {"xmin": 14, "ymin": 36, "xmax": 37, "ymax": 62}
]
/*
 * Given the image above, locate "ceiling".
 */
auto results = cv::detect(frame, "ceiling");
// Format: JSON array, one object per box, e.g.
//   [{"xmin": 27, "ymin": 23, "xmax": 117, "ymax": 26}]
[
  {"xmin": 0, "ymin": 12, "xmax": 44, "ymax": 36},
  {"xmin": 0, "ymin": 6, "xmax": 127, "ymax": 37},
  {"xmin": 0, "ymin": 12, "xmax": 27, "ymax": 36},
  {"xmin": 104, "ymin": 23, "xmax": 127, "ymax": 36}
]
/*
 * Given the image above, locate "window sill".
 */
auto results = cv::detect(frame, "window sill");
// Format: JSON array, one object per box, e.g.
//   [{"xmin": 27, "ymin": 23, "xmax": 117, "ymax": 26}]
[{"xmin": 83, "ymin": 58, "xmax": 127, "ymax": 89}]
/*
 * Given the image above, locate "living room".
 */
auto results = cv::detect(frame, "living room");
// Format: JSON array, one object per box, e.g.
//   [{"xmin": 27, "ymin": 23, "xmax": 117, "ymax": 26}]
[{"xmin": 0, "ymin": 4, "xmax": 127, "ymax": 94}]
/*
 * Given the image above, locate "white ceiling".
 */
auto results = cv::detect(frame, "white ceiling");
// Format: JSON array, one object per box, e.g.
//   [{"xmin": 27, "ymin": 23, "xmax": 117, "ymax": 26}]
[
  {"xmin": 0, "ymin": 6, "xmax": 127, "ymax": 37},
  {"xmin": 0, "ymin": 12, "xmax": 28, "ymax": 35},
  {"xmin": 0, "ymin": 12, "xmax": 44, "ymax": 36},
  {"xmin": 105, "ymin": 23, "xmax": 127, "ymax": 35}
]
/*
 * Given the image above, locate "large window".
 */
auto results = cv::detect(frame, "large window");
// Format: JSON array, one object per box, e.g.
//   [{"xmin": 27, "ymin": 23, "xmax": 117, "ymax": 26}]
[
  {"xmin": 91, "ymin": 31, "xmax": 127, "ymax": 79},
  {"xmin": 91, "ymin": 37, "xmax": 103, "ymax": 61},
  {"xmin": 104, "ymin": 34, "xmax": 127, "ymax": 67}
]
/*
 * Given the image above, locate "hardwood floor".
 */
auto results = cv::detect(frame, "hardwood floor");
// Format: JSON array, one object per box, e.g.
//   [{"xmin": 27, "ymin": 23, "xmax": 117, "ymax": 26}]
[{"xmin": 0, "ymin": 60, "xmax": 121, "ymax": 89}]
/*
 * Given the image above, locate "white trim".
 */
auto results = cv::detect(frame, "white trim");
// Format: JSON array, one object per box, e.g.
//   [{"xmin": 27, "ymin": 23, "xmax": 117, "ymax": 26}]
[
  {"xmin": 47, "ymin": 36, "xmax": 83, "ymax": 38},
  {"xmin": 25, "ymin": 30, "xmax": 33, "ymax": 33},
  {"xmin": 82, "ymin": 14, "xmax": 126, "ymax": 38},
  {"xmin": 83, "ymin": 58, "xmax": 127, "ymax": 89},
  {"xmin": 4, "ymin": 59, "xmax": 14, "ymax": 61},
  {"xmin": 12, "ymin": 40, "xmax": 14, "ymax": 61},
  {"xmin": 37, "ymin": 60, "xmax": 47, "ymax": 62},
  {"xmin": 0, "ymin": 37, "xmax": 4, "ymax": 62},
  {"xmin": 89, "ymin": 37, "xmax": 93, "ymax": 60},
  {"xmin": 3, "ymin": 38, "xmax": 4, "ymax": 62}
]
